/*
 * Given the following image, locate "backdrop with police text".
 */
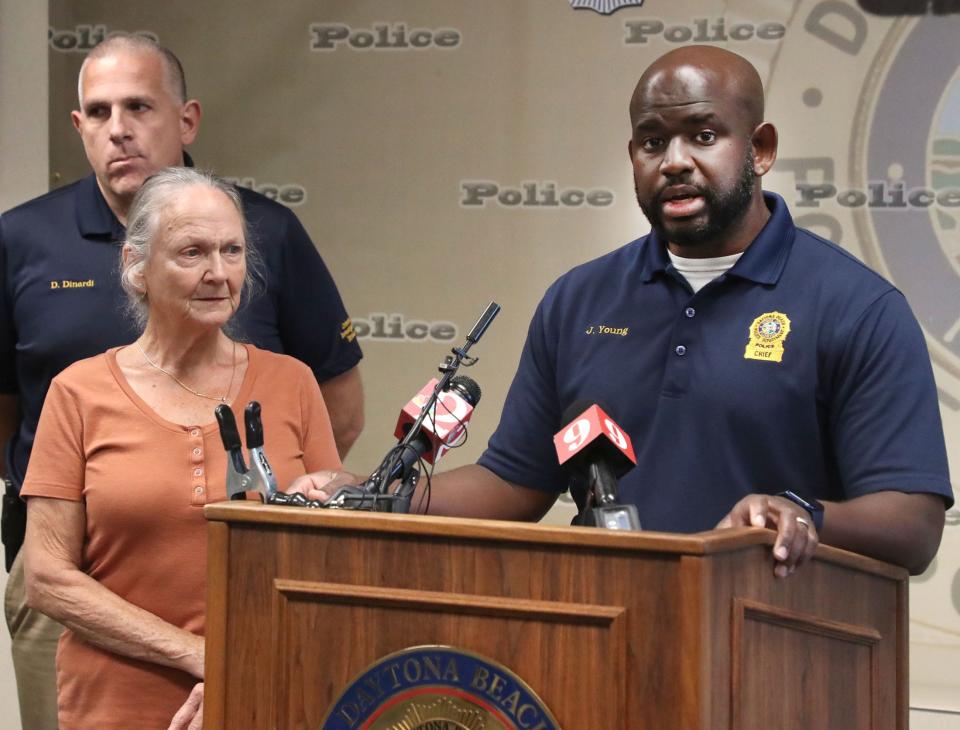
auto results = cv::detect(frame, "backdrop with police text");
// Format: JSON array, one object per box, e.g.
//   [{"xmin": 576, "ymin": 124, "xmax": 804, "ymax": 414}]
[{"xmin": 47, "ymin": 0, "xmax": 960, "ymax": 715}]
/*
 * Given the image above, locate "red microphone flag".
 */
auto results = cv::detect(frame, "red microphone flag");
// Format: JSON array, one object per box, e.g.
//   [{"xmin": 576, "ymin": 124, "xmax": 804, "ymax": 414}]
[
  {"xmin": 553, "ymin": 403, "xmax": 637, "ymax": 467},
  {"xmin": 394, "ymin": 378, "xmax": 475, "ymax": 465}
]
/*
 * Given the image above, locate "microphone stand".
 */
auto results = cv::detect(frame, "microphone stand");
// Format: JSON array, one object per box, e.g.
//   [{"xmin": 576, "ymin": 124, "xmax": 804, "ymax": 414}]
[
  {"xmin": 391, "ymin": 470, "xmax": 419, "ymax": 513},
  {"xmin": 324, "ymin": 302, "xmax": 501, "ymax": 512},
  {"xmin": 579, "ymin": 461, "xmax": 642, "ymax": 531}
]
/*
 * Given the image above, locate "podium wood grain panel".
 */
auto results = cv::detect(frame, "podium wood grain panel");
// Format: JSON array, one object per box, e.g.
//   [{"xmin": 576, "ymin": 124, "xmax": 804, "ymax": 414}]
[
  {"xmin": 204, "ymin": 503, "xmax": 908, "ymax": 729},
  {"xmin": 731, "ymin": 599, "xmax": 881, "ymax": 730},
  {"xmin": 271, "ymin": 580, "xmax": 628, "ymax": 727},
  {"xmin": 704, "ymin": 550, "xmax": 903, "ymax": 729}
]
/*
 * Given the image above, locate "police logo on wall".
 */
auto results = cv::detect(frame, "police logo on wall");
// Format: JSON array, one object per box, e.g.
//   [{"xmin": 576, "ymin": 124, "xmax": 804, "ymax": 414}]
[
  {"xmin": 321, "ymin": 646, "xmax": 559, "ymax": 730},
  {"xmin": 852, "ymin": 17, "xmax": 960, "ymax": 385},
  {"xmin": 570, "ymin": 0, "xmax": 645, "ymax": 14},
  {"xmin": 766, "ymin": 1, "xmax": 959, "ymax": 689},
  {"xmin": 48, "ymin": 25, "xmax": 158, "ymax": 52}
]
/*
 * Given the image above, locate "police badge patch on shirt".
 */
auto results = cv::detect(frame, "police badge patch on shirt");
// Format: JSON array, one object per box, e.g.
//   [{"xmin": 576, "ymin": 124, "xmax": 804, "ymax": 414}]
[{"xmin": 744, "ymin": 311, "xmax": 791, "ymax": 363}]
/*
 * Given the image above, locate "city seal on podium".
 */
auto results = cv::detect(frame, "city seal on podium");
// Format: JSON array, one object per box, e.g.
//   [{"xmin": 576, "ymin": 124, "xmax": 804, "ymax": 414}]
[{"xmin": 321, "ymin": 646, "xmax": 560, "ymax": 730}]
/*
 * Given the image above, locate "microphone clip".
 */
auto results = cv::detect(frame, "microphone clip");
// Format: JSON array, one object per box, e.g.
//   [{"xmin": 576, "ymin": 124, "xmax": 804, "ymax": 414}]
[
  {"xmin": 579, "ymin": 500, "xmax": 643, "ymax": 531},
  {"xmin": 441, "ymin": 350, "xmax": 477, "ymax": 373},
  {"xmin": 215, "ymin": 402, "xmax": 278, "ymax": 502},
  {"xmin": 323, "ymin": 468, "xmax": 417, "ymax": 513},
  {"xmin": 316, "ymin": 441, "xmax": 424, "ymax": 513}
]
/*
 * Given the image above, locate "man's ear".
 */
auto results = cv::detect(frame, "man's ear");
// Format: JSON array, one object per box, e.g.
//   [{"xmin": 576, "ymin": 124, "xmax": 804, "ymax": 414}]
[
  {"xmin": 180, "ymin": 99, "xmax": 202, "ymax": 147},
  {"xmin": 751, "ymin": 122, "xmax": 778, "ymax": 177}
]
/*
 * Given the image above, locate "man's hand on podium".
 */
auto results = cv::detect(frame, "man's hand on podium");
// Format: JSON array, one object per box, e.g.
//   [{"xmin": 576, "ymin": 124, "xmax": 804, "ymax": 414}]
[
  {"xmin": 716, "ymin": 495, "xmax": 819, "ymax": 579},
  {"xmin": 169, "ymin": 682, "xmax": 204, "ymax": 730}
]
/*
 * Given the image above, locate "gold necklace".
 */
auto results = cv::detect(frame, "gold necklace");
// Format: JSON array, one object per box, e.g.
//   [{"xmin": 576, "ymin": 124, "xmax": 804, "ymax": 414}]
[{"xmin": 136, "ymin": 339, "xmax": 238, "ymax": 403}]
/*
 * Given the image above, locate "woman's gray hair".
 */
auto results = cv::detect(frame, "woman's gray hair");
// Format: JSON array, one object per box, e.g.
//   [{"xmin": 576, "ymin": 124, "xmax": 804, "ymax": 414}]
[{"xmin": 120, "ymin": 167, "xmax": 264, "ymax": 330}]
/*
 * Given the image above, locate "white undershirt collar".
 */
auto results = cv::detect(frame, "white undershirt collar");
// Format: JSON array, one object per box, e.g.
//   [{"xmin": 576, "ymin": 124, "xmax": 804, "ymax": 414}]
[{"xmin": 666, "ymin": 250, "xmax": 744, "ymax": 293}]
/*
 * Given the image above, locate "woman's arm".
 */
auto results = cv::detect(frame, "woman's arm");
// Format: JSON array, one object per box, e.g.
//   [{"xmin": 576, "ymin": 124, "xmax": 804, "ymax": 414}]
[{"xmin": 23, "ymin": 496, "xmax": 204, "ymax": 678}]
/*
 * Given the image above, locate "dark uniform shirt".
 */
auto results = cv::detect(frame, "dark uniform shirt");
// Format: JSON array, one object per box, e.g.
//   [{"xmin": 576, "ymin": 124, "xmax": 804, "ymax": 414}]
[
  {"xmin": 0, "ymin": 171, "xmax": 362, "ymax": 492},
  {"xmin": 478, "ymin": 193, "xmax": 953, "ymax": 531}
]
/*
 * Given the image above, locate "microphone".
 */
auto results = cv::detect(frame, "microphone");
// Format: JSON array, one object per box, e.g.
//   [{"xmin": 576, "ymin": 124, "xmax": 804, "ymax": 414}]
[
  {"xmin": 554, "ymin": 401, "xmax": 641, "ymax": 530},
  {"xmin": 466, "ymin": 302, "xmax": 501, "ymax": 343},
  {"xmin": 389, "ymin": 375, "xmax": 481, "ymax": 478},
  {"xmin": 324, "ymin": 302, "xmax": 498, "ymax": 513},
  {"xmin": 321, "ymin": 375, "xmax": 482, "ymax": 512}
]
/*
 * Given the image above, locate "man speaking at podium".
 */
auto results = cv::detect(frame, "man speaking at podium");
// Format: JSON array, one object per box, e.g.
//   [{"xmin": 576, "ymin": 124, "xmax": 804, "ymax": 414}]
[{"xmin": 303, "ymin": 46, "xmax": 952, "ymax": 579}]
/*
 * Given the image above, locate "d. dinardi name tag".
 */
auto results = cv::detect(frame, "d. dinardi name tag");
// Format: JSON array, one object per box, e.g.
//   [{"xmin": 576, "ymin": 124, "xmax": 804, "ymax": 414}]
[{"xmin": 322, "ymin": 646, "xmax": 560, "ymax": 730}]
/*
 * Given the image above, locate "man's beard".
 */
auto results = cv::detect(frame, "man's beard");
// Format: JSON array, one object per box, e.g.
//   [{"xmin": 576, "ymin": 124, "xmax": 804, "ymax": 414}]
[{"xmin": 637, "ymin": 151, "xmax": 756, "ymax": 246}]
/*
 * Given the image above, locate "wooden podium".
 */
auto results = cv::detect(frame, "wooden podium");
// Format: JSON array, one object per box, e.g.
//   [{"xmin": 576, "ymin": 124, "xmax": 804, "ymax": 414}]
[{"xmin": 203, "ymin": 502, "xmax": 907, "ymax": 729}]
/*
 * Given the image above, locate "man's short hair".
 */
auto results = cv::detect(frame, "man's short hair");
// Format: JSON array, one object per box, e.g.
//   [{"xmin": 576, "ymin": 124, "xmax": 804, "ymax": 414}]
[{"xmin": 78, "ymin": 34, "xmax": 188, "ymax": 106}]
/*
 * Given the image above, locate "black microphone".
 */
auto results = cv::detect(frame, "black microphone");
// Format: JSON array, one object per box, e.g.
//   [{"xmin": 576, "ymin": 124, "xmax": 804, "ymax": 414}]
[
  {"xmin": 466, "ymin": 302, "xmax": 501, "ymax": 343},
  {"xmin": 555, "ymin": 400, "xmax": 641, "ymax": 530}
]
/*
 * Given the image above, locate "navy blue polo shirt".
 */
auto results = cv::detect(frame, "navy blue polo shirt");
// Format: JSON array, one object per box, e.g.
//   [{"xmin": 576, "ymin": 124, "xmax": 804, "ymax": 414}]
[
  {"xmin": 0, "ymin": 171, "xmax": 362, "ymax": 492},
  {"xmin": 478, "ymin": 193, "xmax": 953, "ymax": 532}
]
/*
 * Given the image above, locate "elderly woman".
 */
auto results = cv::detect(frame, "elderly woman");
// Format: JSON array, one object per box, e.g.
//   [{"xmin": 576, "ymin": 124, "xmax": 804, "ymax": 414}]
[{"xmin": 20, "ymin": 168, "xmax": 341, "ymax": 729}]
